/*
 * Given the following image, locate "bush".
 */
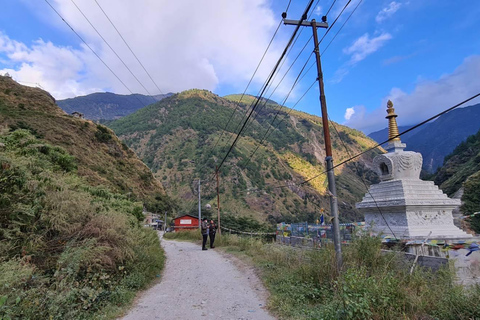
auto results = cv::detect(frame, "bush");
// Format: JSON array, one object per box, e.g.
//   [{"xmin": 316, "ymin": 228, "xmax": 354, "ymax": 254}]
[{"xmin": 0, "ymin": 130, "xmax": 166, "ymax": 319}]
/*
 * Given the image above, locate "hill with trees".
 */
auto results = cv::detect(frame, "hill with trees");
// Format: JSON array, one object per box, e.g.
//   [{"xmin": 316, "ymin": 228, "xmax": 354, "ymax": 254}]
[
  {"xmin": 433, "ymin": 128, "xmax": 480, "ymax": 232},
  {"xmin": 108, "ymin": 89, "xmax": 383, "ymax": 223},
  {"xmin": 0, "ymin": 76, "xmax": 173, "ymax": 318},
  {"xmin": 57, "ymin": 92, "xmax": 172, "ymax": 120}
]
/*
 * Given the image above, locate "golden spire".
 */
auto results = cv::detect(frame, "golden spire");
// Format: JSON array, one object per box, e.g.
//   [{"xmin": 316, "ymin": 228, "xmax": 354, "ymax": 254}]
[{"xmin": 386, "ymin": 100, "xmax": 400, "ymax": 142}]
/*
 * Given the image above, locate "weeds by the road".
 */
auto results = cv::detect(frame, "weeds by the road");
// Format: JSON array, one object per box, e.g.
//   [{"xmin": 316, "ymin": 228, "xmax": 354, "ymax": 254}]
[
  {"xmin": 206, "ymin": 233, "xmax": 480, "ymax": 319},
  {"xmin": 0, "ymin": 130, "xmax": 166, "ymax": 320},
  {"xmin": 163, "ymin": 229, "xmax": 201, "ymax": 241}
]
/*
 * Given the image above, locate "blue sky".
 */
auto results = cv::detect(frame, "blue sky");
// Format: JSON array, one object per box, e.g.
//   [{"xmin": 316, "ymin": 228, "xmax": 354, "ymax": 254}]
[{"xmin": 1, "ymin": 0, "xmax": 479, "ymax": 133}]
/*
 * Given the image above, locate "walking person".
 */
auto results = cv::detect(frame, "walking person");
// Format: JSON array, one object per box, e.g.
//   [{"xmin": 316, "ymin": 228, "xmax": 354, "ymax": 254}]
[
  {"xmin": 201, "ymin": 217, "xmax": 209, "ymax": 250},
  {"xmin": 209, "ymin": 219, "xmax": 217, "ymax": 248}
]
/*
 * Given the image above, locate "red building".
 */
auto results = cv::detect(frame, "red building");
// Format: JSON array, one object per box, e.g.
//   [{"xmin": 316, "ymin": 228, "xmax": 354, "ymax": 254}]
[{"xmin": 173, "ymin": 214, "xmax": 199, "ymax": 231}]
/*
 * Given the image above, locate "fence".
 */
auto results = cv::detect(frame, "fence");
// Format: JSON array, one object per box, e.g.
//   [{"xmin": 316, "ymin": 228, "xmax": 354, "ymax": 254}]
[
  {"xmin": 276, "ymin": 222, "xmax": 365, "ymax": 248},
  {"xmin": 221, "ymin": 226, "xmax": 276, "ymax": 241}
]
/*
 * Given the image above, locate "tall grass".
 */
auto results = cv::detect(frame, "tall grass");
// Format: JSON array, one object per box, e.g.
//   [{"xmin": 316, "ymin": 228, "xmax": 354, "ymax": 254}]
[
  {"xmin": 163, "ymin": 229, "xmax": 202, "ymax": 241},
  {"xmin": 205, "ymin": 233, "xmax": 480, "ymax": 319},
  {"xmin": 0, "ymin": 130, "xmax": 166, "ymax": 319}
]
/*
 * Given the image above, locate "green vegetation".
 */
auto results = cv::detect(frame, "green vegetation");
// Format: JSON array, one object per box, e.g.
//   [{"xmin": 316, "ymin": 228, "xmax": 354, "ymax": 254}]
[
  {"xmin": 207, "ymin": 234, "xmax": 480, "ymax": 319},
  {"xmin": 163, "ymin": 229, "xmax": 201, "ymax": 241},
  {"xmin": 109, "ymin": 89, "xmax": 381, "ymax": 223},
  {"xmin": 434, "ymin": 128, "xmax": 480, "ymax": 233},
  {"xmin": 0, "ymin": 130, "xmax": 165, "ymax": 319},
  {"xmin": 0, "ymin": 75, "xmax": 173, "ymax": 203}
]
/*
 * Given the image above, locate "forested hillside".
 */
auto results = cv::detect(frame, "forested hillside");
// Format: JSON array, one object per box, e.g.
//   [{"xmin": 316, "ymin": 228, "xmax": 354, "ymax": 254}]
[
  {"xmin": 57, "ymin": 92, "xmax": 172, "ymax": 120},
  {"xmin": 0, "ymin": 76, "xmax": 171, "ymax": 208},
  {"xmin": 109, "ymin": 89, "xmax": 383, "ymax": 223},
  {"xmin": 434, "ymin": 129, "xmax": 480, "ymax": 232},
  {"xmin": 0, "ymin": 76, "xmax": 172, "ymax": 318}
]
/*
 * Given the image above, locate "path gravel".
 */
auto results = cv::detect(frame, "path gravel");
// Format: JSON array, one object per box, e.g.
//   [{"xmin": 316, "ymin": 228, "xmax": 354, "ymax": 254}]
[{"xmin": 120, "ymin": 233, "xmax": 275, "ymax": 320}]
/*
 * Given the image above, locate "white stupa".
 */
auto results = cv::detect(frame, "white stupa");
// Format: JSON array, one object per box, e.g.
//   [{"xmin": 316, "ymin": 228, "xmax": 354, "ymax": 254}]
[{"xmin": 356, "ymin": 101, "xmax": 471, "ymax": 239}]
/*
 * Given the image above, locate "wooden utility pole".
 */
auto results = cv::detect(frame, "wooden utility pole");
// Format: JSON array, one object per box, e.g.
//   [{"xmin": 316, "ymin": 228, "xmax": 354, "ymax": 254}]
[
  {"xmin": 198, "ymin": 179, "xmax": 201, "ymax": 230},
  {"xmin": 216, "ymin": 166, "xmax": 221, "ymax": 235},
  {"xmin": 284, "ymin": 16, "xmax": 343, "ymax": 269}
]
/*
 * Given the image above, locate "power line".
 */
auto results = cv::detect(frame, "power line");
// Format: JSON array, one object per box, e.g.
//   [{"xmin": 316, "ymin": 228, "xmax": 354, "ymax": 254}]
[
  {"xmin": 328, "ymin": 117, "xmax": 397, "ymax": 238},
  {"xmin": 300, "ymin": 91, "xmax": 480, "ymax": 185},
  {"xmin": 44, "ymin": 0, "xmax": 147, "ymax": 109},
  {"xmin": 93, "ymin": 0, "xmax": 164, "ymax": 95},
  {"xmin": 70, "ymin": 0, "xmax": 154, "ymax": 97},
  {"xmin": 322, "ymin": 0, "xmax": 363, "ymax": 55},
  {"xmin": 241, "ymin": 0, "xmax": 359, "ymax": 168},
  {"xmin": 240, "ymin": 58, "xmax": 316, "ymax": 171},
  {"xmin": 230, "ymin": 91, "xmax": 480, "ymax": 201},
  {"xmin": 319, "ymin": 0, "xmax": 352, "ymax": 44},
  {"xmin": 325, "ymin": 0, "xmax": 338, "ymax": 16},
  {"xmin": 215, "ymin": 0, "xmax": 316, "ymax": 174},
  {"xmin": 221, "ymin": 0, "xmax": 322, "ymax": 154},
  {"xmin": 196, "ymin": 0, "xmax": 294, "ymax": 179}
]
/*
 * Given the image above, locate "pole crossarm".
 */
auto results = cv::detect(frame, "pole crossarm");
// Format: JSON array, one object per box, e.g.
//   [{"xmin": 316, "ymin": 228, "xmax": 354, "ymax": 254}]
[{"xmin": 283, "ymin": 19, "xmax": 328, "ymax": 28}]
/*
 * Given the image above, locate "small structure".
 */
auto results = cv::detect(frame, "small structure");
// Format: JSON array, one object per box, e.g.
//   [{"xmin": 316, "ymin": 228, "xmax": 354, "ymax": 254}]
[
  {"xmin": 144, "ymin": 211, "xmax": 163, "ymax": 230},
  {"xmin": 71, "ymin": 111, "xmax": 84, "ymax": 118},
  {"xmin": 173, "ymin": 214, "xmax": 199, "ymax": 231},
  {"xmin": 356, "ymin": 101, "xmax": 471, "ymax": 239}
]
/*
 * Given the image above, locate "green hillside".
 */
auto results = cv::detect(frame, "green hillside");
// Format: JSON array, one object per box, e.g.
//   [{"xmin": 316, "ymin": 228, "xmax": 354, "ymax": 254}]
[
  {"xmin": 109, "ymin": 89, "xmax": 383, "ymax": 223},
  {"xmin": 434, "ymin": 129, "xmax": 480, "ymax": 232},
  {"xmin": 0, "ymin": 76, "xmax": 171, "ymax": 208},
  {"xmin": 0, "ymin": 76, "xmax": 172, "ymax": 318}
]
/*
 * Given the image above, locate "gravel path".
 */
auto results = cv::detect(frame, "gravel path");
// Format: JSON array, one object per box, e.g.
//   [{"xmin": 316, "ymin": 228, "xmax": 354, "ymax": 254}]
[{"xmin": 121, "ymin": 233, "xmax": 275, "ymax": 320}]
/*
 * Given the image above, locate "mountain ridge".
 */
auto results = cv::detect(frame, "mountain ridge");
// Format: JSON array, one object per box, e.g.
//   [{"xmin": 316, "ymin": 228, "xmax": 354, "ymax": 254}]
[
  {"xmin": 368, "ymin": 103, "xmax": 480, "ymax": 172},
  {"xmin": 57, "ymin": 91, "xmax": 173, "ymax": 120},
  {"xmin": 108, "ymin": 89, "xmax": 383, "ymax": 223}
]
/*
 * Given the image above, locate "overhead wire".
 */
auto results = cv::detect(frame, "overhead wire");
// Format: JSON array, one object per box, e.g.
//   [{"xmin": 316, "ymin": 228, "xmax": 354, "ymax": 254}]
[
  {"xmin": 229, "ymin": 92, "xmax": 480, "ymax": 205},
  {"xmin": 44, "ymin": 0, "xmax": 148, "ymax": 109},
  {"xmin": 223, "ymin": 0, "xmax": 322, "ymax": 151},
  {"xmin": 240, "ymin": 57, "xmax": 316, "ymax": 171},
  {"xmin": 322, "ymin": 0, "xmax": 363, "ymax": 55},
  {"xmin": 328, "ymin": 116, "xmax": 397, "ymax": 238},
  {"xmin": 93, "ymin": 0, "xmax": 165, "ymax": 95},
  {"xmin": 214, "ymin": 0, "xmax": 317, "ymax": 174},
  {"xmin": 299, "ymin": 92, "xmax": 480, "ymax": 185},
  {"xmin": 70, "ymin": 0, "xmax": 154, "ymax": 97},
  {"xmin": 238, "ymin": 0, "xmax": 354, "ymax": 171},
  {"xmin": 194, "ymin": 0, "xmax": 294, "ymax": 180}
]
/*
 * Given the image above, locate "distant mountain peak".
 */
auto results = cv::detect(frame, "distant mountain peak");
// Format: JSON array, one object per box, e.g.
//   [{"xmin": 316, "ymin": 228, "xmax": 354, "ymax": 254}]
[
  {"xmin": 57, "ymin": 91, "xmax": 173, "ymax": 120},
  {"xmin": 368, "ymin": 103, "xmax": 480, "ymax": 173}
]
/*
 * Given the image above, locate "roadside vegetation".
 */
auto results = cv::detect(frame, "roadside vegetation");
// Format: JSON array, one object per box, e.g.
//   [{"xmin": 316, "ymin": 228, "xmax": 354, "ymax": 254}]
[
  {"xmin": 165, "ymin": 231, "xmax": 480, "ymax": 319},
  {"xmin": 0, "ymin": 130, "xmax": 165, "ymax": 320}
]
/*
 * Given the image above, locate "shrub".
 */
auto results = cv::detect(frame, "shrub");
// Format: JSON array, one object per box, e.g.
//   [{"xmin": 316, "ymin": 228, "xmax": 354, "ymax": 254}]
[{"xmin": 0, "ymin": 130, "xmax": 166, "ymax": 319}]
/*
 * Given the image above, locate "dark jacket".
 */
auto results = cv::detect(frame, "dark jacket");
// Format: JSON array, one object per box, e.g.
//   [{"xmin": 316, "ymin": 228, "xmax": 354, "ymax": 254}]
[
  {"xmin": 209, "ymin": 222, "xmax": 217, "ymax": 235},
  {"xmin": 201, "ymin": 220, "xmax": 209, "ymax": 235}
]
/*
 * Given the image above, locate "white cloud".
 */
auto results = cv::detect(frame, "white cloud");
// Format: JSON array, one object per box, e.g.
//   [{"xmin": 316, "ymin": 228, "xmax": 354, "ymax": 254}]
[
  {"xmin": 343, "ymin": 33, "xmax": 392, "ymax": 64},
  {"xmin": 344, "ymin": 55, "xmax": 480, "ymax": 133},
  {"xmin": 1, "ymin": 0, "xmax": 285, "ymax": 99},
  {"xmin": 0, "ymin": 32, "xmax": 102, "ymax": 98},
  {"xmin": 314, "ymin": 5, "xmax": 323, "ymax": 16},
  {"xmin": 344, "ymin": 107, "xmax": 355, "ymax": 120},
  {"xmin": 376, "ymin": 2, "xmax": 402, "ymax": 23}
]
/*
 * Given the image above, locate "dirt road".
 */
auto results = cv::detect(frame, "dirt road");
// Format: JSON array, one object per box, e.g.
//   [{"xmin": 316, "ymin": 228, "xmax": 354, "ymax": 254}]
[{"xmin": 121, "ymin": 233, "xmax": 275, "ymax": 320}]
